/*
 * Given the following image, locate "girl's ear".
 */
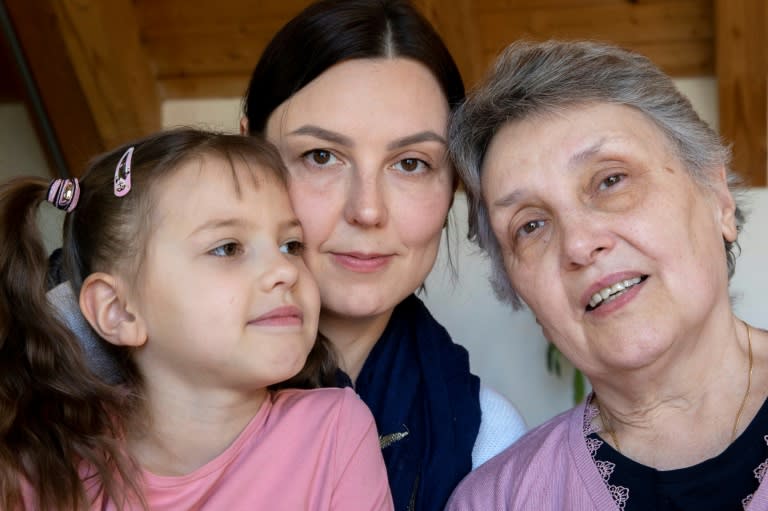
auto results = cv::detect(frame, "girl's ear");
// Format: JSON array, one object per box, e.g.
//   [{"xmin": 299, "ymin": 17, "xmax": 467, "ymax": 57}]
[
  {"xmin": 79, "ymin": 273, "xmax": 147, "ymax": 348},
  {"xmin": 239, "ymin": 117, "xmax": 249, "ymax": 135}
]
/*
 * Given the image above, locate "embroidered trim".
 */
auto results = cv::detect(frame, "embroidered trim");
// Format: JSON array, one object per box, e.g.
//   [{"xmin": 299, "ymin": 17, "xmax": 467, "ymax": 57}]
[
  {"xmin": 585, "ymin": 395, "xmax": 630, "ymax": 510},
  {"xmin": 742, "ymin": 434, "xmax": 768, "ymax": 509}
]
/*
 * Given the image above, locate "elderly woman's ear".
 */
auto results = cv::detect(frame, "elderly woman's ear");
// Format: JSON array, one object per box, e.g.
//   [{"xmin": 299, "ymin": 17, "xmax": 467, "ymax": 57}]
[{"xmin": 710, "ymin": 165, "xmax": 739, "ymax": 243}]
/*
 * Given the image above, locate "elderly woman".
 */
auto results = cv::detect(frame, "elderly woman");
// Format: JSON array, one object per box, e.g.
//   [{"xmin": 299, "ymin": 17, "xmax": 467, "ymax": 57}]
[{"xmin": 445, "ymin": 40, "xmax": 768, "ymax": 510}]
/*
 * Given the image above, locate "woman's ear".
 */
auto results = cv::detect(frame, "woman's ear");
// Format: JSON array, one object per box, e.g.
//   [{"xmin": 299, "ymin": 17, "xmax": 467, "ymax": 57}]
[
  {"xmin": 710, "ymin": 165, "xmax": 738, "ymax": 242},
  {"xmin": 79, "ymin": 273, "xmax": 147, "ymax": 348},
  {"xmin": 239, "ymin": 117, "xmax": 249, "ymax": 135}
]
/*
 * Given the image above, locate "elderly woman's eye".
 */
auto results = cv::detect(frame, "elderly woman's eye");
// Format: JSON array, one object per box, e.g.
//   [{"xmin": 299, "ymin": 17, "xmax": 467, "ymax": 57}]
[
  {"xmin": 517, "ymin": 220, "xmax": 545, "ymax": 237},
  {"xmin": 599, "ymin": 173, "xmax": 625, "ymax": 190}
]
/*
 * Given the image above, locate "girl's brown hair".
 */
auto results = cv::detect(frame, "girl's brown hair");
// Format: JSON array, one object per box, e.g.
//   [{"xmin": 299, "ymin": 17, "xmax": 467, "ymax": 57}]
[{"xmin": 0, "ymin": 129, "xmax": 336, "ymax": 510}]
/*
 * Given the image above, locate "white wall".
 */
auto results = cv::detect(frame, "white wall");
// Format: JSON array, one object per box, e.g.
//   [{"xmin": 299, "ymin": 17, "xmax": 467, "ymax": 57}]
[
  {"xmin": 5, "ymin": 77, "xmax": 764, "ymax": 428},
  {"xmin": 0, "ymin": 103, "xmax": 64, "ymax": 253},
  {"xmin": 0, "ymin": 103, "xmax": 50, "ymax": 177}
]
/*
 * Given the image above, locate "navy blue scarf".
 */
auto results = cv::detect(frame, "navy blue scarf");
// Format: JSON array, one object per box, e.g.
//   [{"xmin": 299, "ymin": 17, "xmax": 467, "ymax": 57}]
[{"xmin": 338, "ymin": 295, "xmax": 481, "ymax": 511}]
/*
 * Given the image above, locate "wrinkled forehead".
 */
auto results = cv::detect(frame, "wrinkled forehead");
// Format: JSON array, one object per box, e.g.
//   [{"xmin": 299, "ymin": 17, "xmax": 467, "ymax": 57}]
[{"xmin": 481, "ymin": 103, "xmax": 677, "ymax": 179}]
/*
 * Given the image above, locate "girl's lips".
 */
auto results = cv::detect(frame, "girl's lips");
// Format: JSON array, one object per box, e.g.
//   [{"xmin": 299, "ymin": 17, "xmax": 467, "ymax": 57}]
[
  {"xmin": 331, "ymin": 252, "xmax": 392, "ymax": 272},
  {"xmin": 250, "ymin": 306, "xmax": 303, "ymax": 326}
]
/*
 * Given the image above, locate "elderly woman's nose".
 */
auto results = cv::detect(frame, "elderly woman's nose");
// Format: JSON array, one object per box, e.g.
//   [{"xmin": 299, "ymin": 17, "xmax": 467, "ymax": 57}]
[
  {"xmin": 559, "ymin": 212, "xmax": 614, "ymax": 269},
  {"xmin": 343, "ymin": 170, "xmax": 388, "ymax": 227}
]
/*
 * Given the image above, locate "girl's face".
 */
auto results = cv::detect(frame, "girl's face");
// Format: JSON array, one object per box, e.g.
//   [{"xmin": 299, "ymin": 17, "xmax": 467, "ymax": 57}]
[
  {"xmin": 265, "ymin": 58, "xmax": 454, "ymax": 322},
  {"xmin": 131, "ymin": 156, "xmax": 320, "ymax": 397}
]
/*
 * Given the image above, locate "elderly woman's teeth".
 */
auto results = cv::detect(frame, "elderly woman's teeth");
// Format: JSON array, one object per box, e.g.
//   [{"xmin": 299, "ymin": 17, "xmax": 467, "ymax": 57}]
[{"xmin": 588, "ymin": 277, "xmax": 643, "ymax": 309}]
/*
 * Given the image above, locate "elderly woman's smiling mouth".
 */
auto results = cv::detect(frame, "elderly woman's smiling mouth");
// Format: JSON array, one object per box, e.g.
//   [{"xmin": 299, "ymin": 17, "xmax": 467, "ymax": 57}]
[{"xmin": 585, "ymin": 275, "xmax": 648, "ymax": 312}]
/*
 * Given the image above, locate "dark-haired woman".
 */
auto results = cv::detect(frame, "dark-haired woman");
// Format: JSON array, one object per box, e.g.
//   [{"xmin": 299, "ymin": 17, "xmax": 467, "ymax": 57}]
[{"xmin": 241, "ymin": 1, "xmax": 526, "ymax": 509}]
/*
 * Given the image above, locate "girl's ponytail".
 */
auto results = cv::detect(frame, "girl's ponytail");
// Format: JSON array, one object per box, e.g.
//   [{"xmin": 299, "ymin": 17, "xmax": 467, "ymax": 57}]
[{"xmin": 0, "ymin": 177, "xmax": 136, "ymax": 511}]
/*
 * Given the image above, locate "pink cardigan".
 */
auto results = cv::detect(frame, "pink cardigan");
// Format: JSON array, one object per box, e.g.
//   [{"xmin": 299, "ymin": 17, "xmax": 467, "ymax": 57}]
[{"xmin": 446, "ymin": 401, "xmax": 768, "ymax": 510}]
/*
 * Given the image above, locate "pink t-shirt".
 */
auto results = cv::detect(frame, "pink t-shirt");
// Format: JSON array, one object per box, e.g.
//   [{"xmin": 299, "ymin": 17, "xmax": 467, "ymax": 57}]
[{"xmin": 92, "ymin": 387, "xmax": 393, "ymax": 510}]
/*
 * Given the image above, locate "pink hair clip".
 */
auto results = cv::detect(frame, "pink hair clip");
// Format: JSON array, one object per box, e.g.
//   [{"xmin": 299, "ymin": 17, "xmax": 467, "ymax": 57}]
[
  {"xmin": 114, "ymin": 146, "xmax": 134, "ymax": 197},
  {"xmin": 46, "ymin": 178, "xmax": 80, "ymax": 213}
]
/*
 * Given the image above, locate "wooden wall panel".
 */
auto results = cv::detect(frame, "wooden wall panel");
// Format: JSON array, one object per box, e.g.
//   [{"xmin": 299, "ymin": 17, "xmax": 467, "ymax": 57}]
[
  {"xmin": 5, "ymin": 0, "xmax": 161, "ymax": 176},
  {"xmin": 716, "ymin": 0, "xmax": 767, "ymax": 186},
  {"xmin": 0, "ymin": 36, "xmax": 23, "ymax": 103},
  {"xmin": 136, "ymin": 0, "xmax": 714, "ymax": 97},
  {"xmin": 11, "ymin": 0, "xmax": 764, "ymax": 187},
  {"xmin": 414, "ymin": 0, "xmax": 483, "ymax": 86},
  {"xmin": 50, "ymin": 1, "xmax": 161, "ymax": 148},
  {"xmin": 474, "ymin": 0, "xmax": 713, "ymax": 80},
  {"xmin": 480, "ymin": 0, "xmax": 687, "ymax": 8},
  {"xmin": 134, "ymin": 0, "xmax": 309, "ymax": 98}
]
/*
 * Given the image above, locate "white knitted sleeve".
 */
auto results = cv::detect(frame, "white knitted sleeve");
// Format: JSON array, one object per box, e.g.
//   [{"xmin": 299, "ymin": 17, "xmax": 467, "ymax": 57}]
[{"xmin": 471, "ymin": 385, "xmax": 528, "ymax": 469}]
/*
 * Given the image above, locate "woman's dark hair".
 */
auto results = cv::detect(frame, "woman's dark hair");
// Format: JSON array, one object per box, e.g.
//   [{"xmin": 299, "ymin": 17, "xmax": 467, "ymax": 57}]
[
  {"xmin": 0, "ymin": 129, "xmax": 336, "ymax": 510},
  {"xmin": 243, "ymin": 0, "xmax": 465, "ymax": 134}
]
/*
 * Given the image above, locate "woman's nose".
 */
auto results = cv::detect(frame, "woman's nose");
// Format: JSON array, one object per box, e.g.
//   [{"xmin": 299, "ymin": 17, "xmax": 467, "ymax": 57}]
[
  {"xmin": 343, "ymin": 170, "xmax": 387, "ymax": 228},
  {"xmin": 559, "ymin": 210, "xmax": 615, "ymax": 270}
]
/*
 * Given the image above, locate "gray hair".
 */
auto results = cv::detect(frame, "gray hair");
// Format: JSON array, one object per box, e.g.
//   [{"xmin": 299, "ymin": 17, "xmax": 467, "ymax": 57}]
[{"xmin": 449, "ymin": 39, "xmax": 745, "ymax": 309}]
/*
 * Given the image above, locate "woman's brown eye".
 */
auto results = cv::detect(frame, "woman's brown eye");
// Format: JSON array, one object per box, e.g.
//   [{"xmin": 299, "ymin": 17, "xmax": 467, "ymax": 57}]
[
  {"xmin": 523, "ymin": 221, "xmax": 539, "ymax": 234},
  {"xmin": 312, "ymin": 150, "xmax": 331, "ymax": 164},
  {"xmin": 599, "ymin": 173, "xmax": 625, "ymax": 190},
  {"xmin": 395, "ymin": 158, "xmax": 429, "ymax": 173}
]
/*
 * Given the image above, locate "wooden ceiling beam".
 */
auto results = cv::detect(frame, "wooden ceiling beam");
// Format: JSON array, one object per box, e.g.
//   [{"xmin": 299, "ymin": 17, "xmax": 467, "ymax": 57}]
[
  {"xmin": 4, "ymin": 0, "xmax": 160, "ymax": 176},
  {"xmin": 716, "ymin": 0, "xmax": 767, "ymax": 186}
]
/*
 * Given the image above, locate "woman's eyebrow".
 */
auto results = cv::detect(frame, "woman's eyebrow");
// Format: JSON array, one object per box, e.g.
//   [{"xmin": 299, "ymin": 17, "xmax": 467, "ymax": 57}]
[
  {"xmin": 492, "ymin": 189, "xmax": 527, "ymax": 209},
  {"xmin": 568, "ymin": 138, "xmax": 606, "ymax": 170},
  {"xmin": 387, "ymin": 131, "xmax": 446, "ymax": 150},
  {"xmin": 288, "ymin": 125, "xmax": 354, "ymax": 147}
]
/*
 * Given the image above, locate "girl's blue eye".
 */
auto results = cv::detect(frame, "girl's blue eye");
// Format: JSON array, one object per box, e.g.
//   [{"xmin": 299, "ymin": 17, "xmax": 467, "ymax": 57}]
[
  {"xmin": 280, "ymin": 240, "xmax": 304, "ymax": 256},
  {"xmin": 302, "ymin": 149, "xmax": 338, "ymax": 167},
  {"xmin": 393, "ymin": 158, "xmax": 429, "ymax": 173},
  {"xmin": 599, "ymin": 174, "xmax": 625, "ymax": 190},
  {"xmin": 210, "ymin": 242, "xmax": 241, "ymax": 257}
]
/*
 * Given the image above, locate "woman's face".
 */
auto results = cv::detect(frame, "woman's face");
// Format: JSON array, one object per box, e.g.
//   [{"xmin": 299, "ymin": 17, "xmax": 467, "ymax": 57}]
[
  {"xmin": 265, "ymin": 58, "xmax": 454, "ymax": 320},
  {"xmin": 481, "ymin": 103, "xmax": 738, "ymax": 378}
]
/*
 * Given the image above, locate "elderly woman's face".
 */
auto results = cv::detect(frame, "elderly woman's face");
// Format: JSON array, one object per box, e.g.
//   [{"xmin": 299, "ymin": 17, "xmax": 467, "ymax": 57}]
[{"xmin": 482, "ymin": 103, "xmax": 738, "ymax": 377}]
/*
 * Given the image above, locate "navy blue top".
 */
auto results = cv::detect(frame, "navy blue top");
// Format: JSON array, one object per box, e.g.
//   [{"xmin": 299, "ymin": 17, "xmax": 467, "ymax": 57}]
[
  {"xmin": 589, "ymin": 396, "xmax": 768, "ymax": 511},
  {"xmin": 338, "ymin": 294, "xmax": 481, "ymax": 511}
]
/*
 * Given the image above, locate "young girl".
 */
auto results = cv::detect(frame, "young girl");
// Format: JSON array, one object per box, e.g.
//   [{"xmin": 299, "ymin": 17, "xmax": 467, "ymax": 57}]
[{"xmin": 0, "ymin": 129, "xmax": 393, "ymax": 510}]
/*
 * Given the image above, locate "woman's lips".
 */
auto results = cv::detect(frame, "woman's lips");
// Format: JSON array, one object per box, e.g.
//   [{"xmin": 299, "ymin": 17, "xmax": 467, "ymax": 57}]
[
  {"xmin": 331, "ymin": 252, "xmax": 392, "ymax": 272},
  {"xmin": 585, "ymin": 276, "xmax": 648, "ymax": 317}
]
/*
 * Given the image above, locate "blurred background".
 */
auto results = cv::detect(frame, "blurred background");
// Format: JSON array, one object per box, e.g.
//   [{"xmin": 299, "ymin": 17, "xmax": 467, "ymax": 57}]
[{"xmin": 1, "ymin": 0, "xmax": 765, "ymax": 427}]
